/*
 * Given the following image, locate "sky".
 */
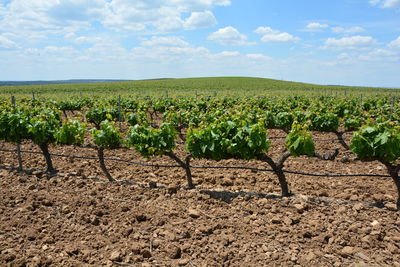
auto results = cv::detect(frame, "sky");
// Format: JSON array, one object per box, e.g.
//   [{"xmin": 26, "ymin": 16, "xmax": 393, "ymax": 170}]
[{"xmin": 0, "ymin": 0, "xmax": 400, "ymax": 87}]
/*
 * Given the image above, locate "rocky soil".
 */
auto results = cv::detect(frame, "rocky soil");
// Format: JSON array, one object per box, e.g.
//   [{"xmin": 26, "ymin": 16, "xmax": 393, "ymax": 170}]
[{"xmin": 0, "ymin": 130, "xmax": 399, "ymax": 266}]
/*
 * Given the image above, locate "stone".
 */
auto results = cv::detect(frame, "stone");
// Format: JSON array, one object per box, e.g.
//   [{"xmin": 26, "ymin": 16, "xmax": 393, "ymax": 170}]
[
  {"xmin": 337, "ymin": 206, "xmax": 347, "ymax": 213},
  {"xmin": 109, "ymin": 251, "xmax": 122, "ymax": 262},
  {"xmin": 353, "ymin": 203, "xmax": 364, "ymax": 211},
  {"xmin": 167, "ymin": 245, "xmax": 182, "ymax": 259},
  {"xmin": 18, "ymin": 177, "xmax": 27, "ymax": 183},
  {"xmin": 136, "ymin": 214, "xmax": 148, "ymax": 222},
  {"xmin": 167, "ymin": 186, "xmax": 178, "ymax": 195},
  {"xmin": 283, "ymin": 217, "xmax": 293, "ymax": 225},
  {"xmin": 385, "ymin": 203, "xmax": 397, "ymax": 211},
  {"xmin": 188, "ymin": 208, "xmax": 201, "ymax": 219},
  {"xmin": 2, "ymin": 248, "xmax": 16, "ymax": 262},
  {"xmin": 178, "ymin": 259, "xmax": 190, "ymax": 266},
  {"xmin": 142, "ymin": 249, "xmax": 152, "ymax": 258},
  {"xmin": 220, "ymin": 178, "xmax": 234, "ymax": 186},
  {"xmin": 340, "ymin": 246, "xmax": 355, "ymax": 256},
  {"xmin": 90, "ymin": 216, "xmax": 100, "ymax": 226},
  {"xmin": 271, "ymin": 217, "xmax": 282, "ymax": 224},
  {"xmin": 293, "ymin": 203, "xmax": 308, "ymax": 213},
  {"xmin": 27, "ymin": 184, "xmax": 36, "ymax": 190},
  {"xmin": 302, "ymin": 252, "xmax": 316, "ymax": 262},
  {"xmin": 354, "ymin": 252, "xmax": 370, "ymax": 261},
  {"xmin": 340, "ymin": 156, "xmax": 350, "ymax": 163},
  {"xmin": 370, "ymin": 220, "xmax": 380, "ymax": 228}
]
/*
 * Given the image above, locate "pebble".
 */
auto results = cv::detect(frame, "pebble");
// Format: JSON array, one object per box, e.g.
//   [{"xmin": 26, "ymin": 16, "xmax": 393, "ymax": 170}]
[
  {"xmin": 385, "ymin": 203, "xmax": 397, "ymax": 211},
  {"xmin": 370, "ymin": 220, "xmax": 380, "ymax": 227},
  {"xmin": 142, "ymin": 249, "xmax": 152, "ymax": 258},
  {"xmin": 220, "ymin": 178, "xmax": 234, "ymax": 186},
  {"xmin": 293, "ymin": 203, "xmax": 307, "ymax": 213},
  {"xmin": 109, "ymin": 251, "xmax": 122, "ymax": 262},
  {"xmin": 340, "ymin": 246, "xmax": 355, "ymax": 256},
  {"xmin": 166, "ymin": 245, "xmax": 182, "ymax": 259},
  {"xmin": 188, "ymin": 208, "xmax": 201, "ymax": 218},
  {"xmin": 271, "ymin": 217, "xmax": 282, "ymax": 224},
  {"xmin": 178, "ymin": 258, "xmax": 190, "ymax": 266},
  {"xmin": 354, "ymin": 252, "xmax": 370, "ymax": 261},
  {"xmin": 352, "ymin": 203, "xmax": 364, "ymax": 211}
]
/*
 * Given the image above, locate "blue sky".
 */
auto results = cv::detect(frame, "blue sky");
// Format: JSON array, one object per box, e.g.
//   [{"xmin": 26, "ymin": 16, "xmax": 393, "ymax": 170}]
[{"xmin": 0, "ymin": 0, "xmax": 399, "ymax": 87}]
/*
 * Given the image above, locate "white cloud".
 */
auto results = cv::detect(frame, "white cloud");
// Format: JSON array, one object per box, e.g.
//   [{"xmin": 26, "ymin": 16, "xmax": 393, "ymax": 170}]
[
  {"xmin": 43, "ymin": 46, "xmax": 79, "ymax": 56},
  {"xmin": 208, "ymin": 26, "xmax": 250, "ymax": 45},
  {"xmin": 246, "ymin": 53, "xmax": 272, "ymax": 60},
  {"xmin": 305, "ymin": 22, "xmax": 329, "ymax": 32},
  {"xmin": 47, "ymin": 0, "xmax": 106, "ymax": 22},
  {"xmin": 0, "ymin": 35, "xmax": 17, "ymax": 49},
  {"xmin": 324, "ymin": 36, "xmax": 378, "ymax": 50},
  {"xmin": 217, "ymin": 51, "xmax": 240, "ymax": 56},
  {"xmin": 131, "ymin": 41, "xmax": 210, "ymax": 62},
  {"xmin": 73, "ymin": 36, "xmax": 103, "ymax": 44},
  {"xmin": 22, "ymin": 45, "xmax": 80, "ymax": 61},
  {"xmin": 331, "ymin": 26, "xmax": 366, "ymax": 34},
  {"xmin": 370, "ymin": 0, "xmax": 400, "ymax": 8},
  {"xmin": 140, "ymin": 36, "xmax": 189, "ymax": 47},
  {"xmin": 169, "ymin": 0, "xmax": 231, "ymax": 12},
  {"xmin": 333, "ymin": 48, "xmax": 398, "ymax": 63},
  {"xmin": 388, "ymin": 36, "xmax": 400, "ymax": 49},
  {"xmin": 254, "ymin": 26, "xmax": 279, "ymax": 35},
  {"xmin": 0, "ymin": 0, "xmax": 228, "ymax": 37},
  {"xmin": 184, "ymin": 11, "xmax": 217, "ymax": 29},
  {"xmin": 261, "ymin": 33, "xmax": 300, "ymax": 43},
  {"xmin": 254, "ymin": 26, "xmax": 300, "ymax": 43},
  {"xmin": 103, "ymin": 0, "xmax": 227, "ymax": 32}
]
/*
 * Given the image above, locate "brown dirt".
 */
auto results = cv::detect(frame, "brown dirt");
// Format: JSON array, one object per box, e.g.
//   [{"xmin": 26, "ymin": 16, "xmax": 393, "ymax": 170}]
[{"xmin": 0, "ymin": 130, "xmax": 399, "ymax": 266}]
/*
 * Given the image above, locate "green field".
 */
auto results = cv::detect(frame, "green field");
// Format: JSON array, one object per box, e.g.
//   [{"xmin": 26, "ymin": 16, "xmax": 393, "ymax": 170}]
[{"xmin": 1, "ymin": 77, "xmax": 399, "ymax": 98}]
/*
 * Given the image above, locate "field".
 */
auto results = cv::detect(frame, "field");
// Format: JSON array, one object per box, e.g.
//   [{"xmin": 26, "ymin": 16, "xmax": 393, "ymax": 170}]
[
  {"xmin": 0, "ymin": 77, "xmax": 400, "ymax": 266},
  {"xmin": 1, "ymin": 77, "xmax": 399, "ymax": 98}
]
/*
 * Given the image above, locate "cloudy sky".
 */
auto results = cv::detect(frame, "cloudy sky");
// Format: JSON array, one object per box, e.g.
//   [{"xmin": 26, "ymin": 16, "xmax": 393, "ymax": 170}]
[{"xmin": 0, "ymin": 0, "xmax": 399, "ymax": 87}]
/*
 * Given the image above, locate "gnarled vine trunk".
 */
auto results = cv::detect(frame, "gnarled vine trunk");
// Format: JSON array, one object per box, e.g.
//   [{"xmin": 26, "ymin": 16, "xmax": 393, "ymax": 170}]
[
  {"xmin": 165, "ymin": 152, "xmax": 194, "ymax": 189},
  {"xmin": 39, "ymin": 143, "xmax": 56, "ymax": 174},
  {"xmin": 97, "ymin": 147, "xmax": 116, "ymax": 182},
  {"xmin": 258, "ymin": 149, "xmax": 339, "ymax": 197},
  {"xmin": 334, "ymin": 131, "xmax": 349, "ymax": 150},
  {"xmin": 257, "ymin": 152, "xmax": 291, "ymax": 197}
]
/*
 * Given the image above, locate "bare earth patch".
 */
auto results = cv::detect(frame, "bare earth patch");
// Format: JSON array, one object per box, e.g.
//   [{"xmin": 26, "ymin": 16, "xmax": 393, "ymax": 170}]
[{"xmin": 0, "ymin": 132, "xmax": 399, "ymax": 266}]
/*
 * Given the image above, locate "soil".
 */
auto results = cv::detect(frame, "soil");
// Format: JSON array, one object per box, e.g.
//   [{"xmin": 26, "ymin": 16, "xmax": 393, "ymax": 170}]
[{"xmin": 0, "ymin": 130, "xmax": 399, "ymax": 266}]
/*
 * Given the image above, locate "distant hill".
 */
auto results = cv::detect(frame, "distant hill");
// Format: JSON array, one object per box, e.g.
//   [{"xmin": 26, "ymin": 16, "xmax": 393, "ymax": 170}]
[
  {"xmin": 0, "ymin": 79, "xmax": 132, "ymax": 86},
  {"xmin": 0, "ymin": 77, "xmax": 398, "ymax": 96}
]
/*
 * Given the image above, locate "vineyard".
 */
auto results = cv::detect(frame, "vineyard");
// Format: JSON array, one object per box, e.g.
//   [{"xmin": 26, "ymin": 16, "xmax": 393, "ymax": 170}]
[
  {"xmin": 1, "ymin": 88, "xmax": 400, "ymax": 266},
  {"xmin": 1, "ymin": 77, "xmax": 400, "ymax": 97}
]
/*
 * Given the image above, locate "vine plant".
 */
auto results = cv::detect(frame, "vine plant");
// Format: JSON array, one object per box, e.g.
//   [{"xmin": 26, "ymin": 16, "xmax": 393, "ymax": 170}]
[
  {"xmin": 350, "ymin": 122, "xmax": 400, "ymax": 210},
  {"xmin": 126, "ymin": 123, "xmax": 194, "ymax": 189},
  {"xmin": 90, "ymin": 120, "xmax": 122, "ymax": 182}
]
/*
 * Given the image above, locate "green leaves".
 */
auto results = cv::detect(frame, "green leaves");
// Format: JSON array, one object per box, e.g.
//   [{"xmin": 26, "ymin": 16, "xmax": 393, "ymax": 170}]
[
  {"xmin": 28, "ymin": 109, "xmax": 60, "ymax": 145},
  {"xmin": 0, "ymin": 108, "xmax": 31, "ymax": 143},
  {"xmin": 55, "ymin": 119, "xmax": 86, "ymax": 145},
  {"xmin": 86, "ymin": 107, "xmax": 120, "ymax": 127},
  {"xmin": 186, "ymin": 120, "xmax": 270, "ymax": 161},
  {"xmin": 126, "ymin": 123, "xmax": 177, "ymax": 158},
  {"xmin": 286, "ymin": 123, "xmax": 315, "ymax": 157},
  {"xmin": 56, "ymin": 100, "xmax": 85, "ymax": 111},
  {"xmin": 309, "ymin": 112, "xmax": 340, "ymax": 132},
  {"xmin": 90, "ymin": 120, "xmax": 121, "ymax": 149},
  {"xmin": 344, "ymin": 115, "xmax": 363, "ymax": 131},
  {"xmin": 127, "ymin": 112, "xmax": 149, "ymax": 126},
  {"xmin": 350, "ymin": 122, "xmax": 400, "ymax": 163}
]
